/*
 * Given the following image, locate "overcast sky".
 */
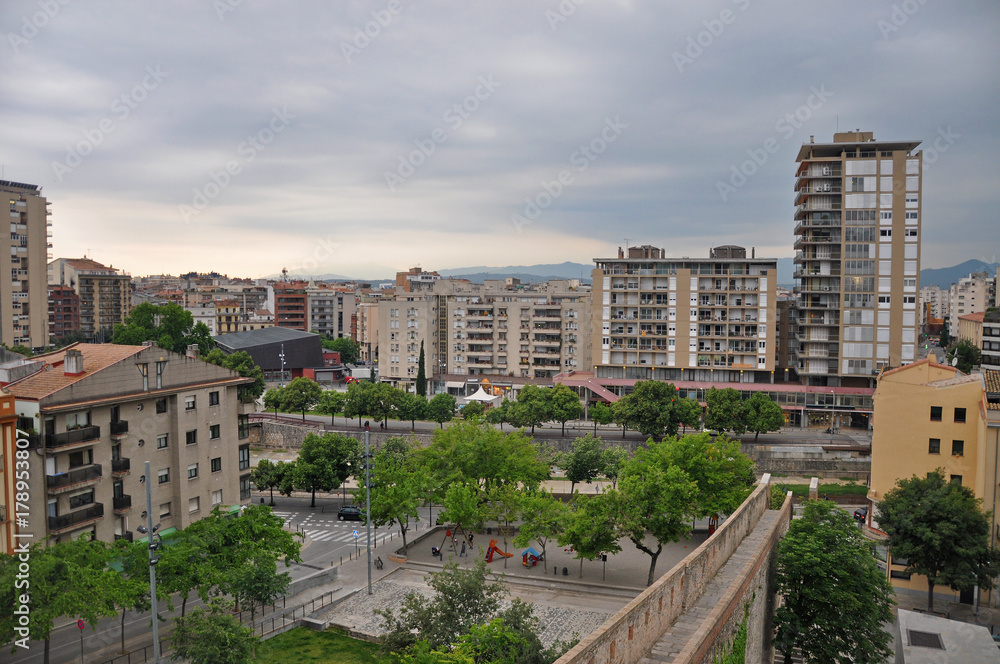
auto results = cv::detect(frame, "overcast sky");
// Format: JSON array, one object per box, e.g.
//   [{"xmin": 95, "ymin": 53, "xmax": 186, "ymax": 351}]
[{"xmin": 2, "ymin": 0, "xmax": 997, "ymax": 279}]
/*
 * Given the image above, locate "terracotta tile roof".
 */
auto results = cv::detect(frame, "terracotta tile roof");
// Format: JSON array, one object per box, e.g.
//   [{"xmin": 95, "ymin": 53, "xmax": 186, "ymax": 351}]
[
  {"xmin": 8, "ymin": 343, "xmax": 145, "ymax": 400},
  {"xmin": 958, "ymin": 311, "xmax": 986, "ymax": 322},
  {"xmin": 986, "ymin": 370, "xmax": 1000, "ymax": 411}
]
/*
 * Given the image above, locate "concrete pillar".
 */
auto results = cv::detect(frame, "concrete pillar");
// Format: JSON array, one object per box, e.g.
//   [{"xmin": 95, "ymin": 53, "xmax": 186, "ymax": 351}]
[{"xmin": 808, "ymin": 477, "xmax": 819, "ymax": 501}]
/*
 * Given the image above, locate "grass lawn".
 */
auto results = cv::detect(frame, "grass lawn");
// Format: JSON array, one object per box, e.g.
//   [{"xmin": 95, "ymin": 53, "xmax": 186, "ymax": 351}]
[
  {"xmin": 256, "ymin": 628, "xmax": 386, "ymax": 664},
  {"xmin": 777, "ymin": 482, "xmax": 868, "ymax": 497}
]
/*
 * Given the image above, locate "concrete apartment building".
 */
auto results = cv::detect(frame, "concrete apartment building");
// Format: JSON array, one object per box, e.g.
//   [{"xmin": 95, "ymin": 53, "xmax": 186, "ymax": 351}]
[
  {"xmin": 949, "ymin": 272, "xmax": 992, "ymax": 333},
  {"xmin": 396, "ymin": 266, "xmax": 440, "ymax": 292},
  {"xmin": 306, "ymin": 283, "xmax": 357, "ymax": 339},
  {"xmin": 48, "ymin": 284, "xmax": 80, "ymax": 341},
  {"xmin": 2, "ymin": 180, "xmax": 51, "ymax": 350},
  {"xmin": 956, "ymin": 312, "xmax": 985, "ymax": 349},
  {"xmin": 273, "ymin": 281, "xmax": 308, "ymax": 330},
  {"xmin": 865, "ymin": 360, "xmax": 1000, "ymax": 606},
  {"xmin": 920, "ymin": 284, "xmax": 948, "ymax": 331},
  {"xmin": 792, "ymin": 131, "xmax": 922, "ymax": 387},
  {"xmin": 5, "ymin": 343, "xmax": 253, "ymax": 545},
  {"xmin": 983, "ymin": 310, "xmax": 1000, "ymax": 371},
  {"xmin": 590, "ymin": 245, "xmax": 777, "ymax": 384},
  {"xmin": 49, "ymin": 257, "xmax": 132, "ymax": 342},
  {"xmin": 356, "ymin": 300, "xmax": 380, "ymax": 363},
  {"xmin": 379, "ymin": 292, "xmax": 439, "ymax": 391},
  {"xmin": 0, "ymin": 391, "xmax": 18, "ymax": 554}
]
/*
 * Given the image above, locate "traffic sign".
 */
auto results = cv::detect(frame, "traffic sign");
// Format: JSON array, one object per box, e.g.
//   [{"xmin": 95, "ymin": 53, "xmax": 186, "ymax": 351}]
[
  {"xmin": 352, "ymin": 530, "xmax": 359, "ymax": 538},
  {"xmin": 77, "ymin": 619, "xmax": 84, "ymax": 630}
]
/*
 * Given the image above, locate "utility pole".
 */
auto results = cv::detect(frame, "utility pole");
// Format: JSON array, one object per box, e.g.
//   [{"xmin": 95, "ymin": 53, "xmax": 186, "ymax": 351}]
[{"xmin": 365, "ymin": 427, "xmax": 373, "ymax": 595}]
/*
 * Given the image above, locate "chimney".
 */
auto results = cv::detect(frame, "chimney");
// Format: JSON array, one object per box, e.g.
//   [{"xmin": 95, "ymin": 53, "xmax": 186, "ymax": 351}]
[
  {"xmin": 752, "ymin": 247, "xmax": 755, "ymax": 258},
  {"xmin": 64, "ymin": 349, "xmax": 84, "ymax": 376},
  {"xmin": 809, "ymin": 135, "xmax": 814, "ymax": 143},
  {"xmin": 186, "ymin": 345, "xmax": 200, "ymax": 360}
]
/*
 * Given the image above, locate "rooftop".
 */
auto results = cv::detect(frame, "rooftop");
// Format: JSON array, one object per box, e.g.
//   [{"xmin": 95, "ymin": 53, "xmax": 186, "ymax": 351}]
[
  {"xmin": 7, "ymin": 343, "xmax": 145, "ymax": 400},
  {"xmin": 958, "ymin": 311, "xmax": 985, "ymax": 323},
  {"xmin": 214, "ymin": 326, "xmax": 318, "ymax": 350}
]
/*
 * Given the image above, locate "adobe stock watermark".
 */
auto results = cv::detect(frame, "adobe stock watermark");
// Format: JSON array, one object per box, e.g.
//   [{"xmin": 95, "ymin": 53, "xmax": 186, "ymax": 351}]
[
  {"xmin": 546, "ymin": 0, "xmax": 587, "ymax": 31},
  {"xmin": 511, "ymin": 116, "xmax": 628, "ymax": 233},
  {"xmin": 876, "ymin": 0, "xmax": 929, "ymax": 40},
  {"xmin": 384, "ymin": 75, "xmax": 501, "ymax": 192},
  {"xmin": 921, "ymin": 125, "xmax": 959, "ymax": 170},
  {"xmin": 51, "ymin": 65, "xmax": 169, "ymax": 183},
  {"xmin": 179, "ymin": 107, "xmax": 294, "ymax": 223},
  {"xmin": 716, "ymin": 85, "xmax": 833, "ymax": 202},
  {"xmin": 341, "ymin": 0, "xmax": 410, "ymax": 63},
  {"xmin": 12, "ymin": 429, "xmax": 34, "ymax": 650},
  {"xmin": 673, "ymin": 0, "xmax": 751, "ymax": 73},
  {"xmin": 213, "ymin": 0, "xmax": 244, "ymax": 21},
  {"xmin": 7, "ymin": 0, "xmax": 71, "ymax": 53}
]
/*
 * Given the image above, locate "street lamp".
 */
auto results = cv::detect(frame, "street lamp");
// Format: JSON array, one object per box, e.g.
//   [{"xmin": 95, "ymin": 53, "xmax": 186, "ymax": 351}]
[
  {"xmin": 279, "ymin": 344, "xmax": 286, "ymax": 388},
  {"xmin": 364, "ymin": 427, "xmax": 373, "ymax": 595},
  {"xmin": 138, "ymin": 461, "xmax": 163, "ymax": 664}
]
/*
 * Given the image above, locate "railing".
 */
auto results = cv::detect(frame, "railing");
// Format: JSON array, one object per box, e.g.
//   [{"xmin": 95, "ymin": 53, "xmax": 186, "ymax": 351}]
[
  {"xmin": 47, "ymin": 425, "xmax": 101, "ymax": 449},
  {"xmin": 47, "ymin": 464, "xmax": 102, "ymax": 489},
  {"xmin": 113, "ymin": 495, "xmax": 132, "ymax": 512},
  {"xmin": 110, "ymin": 420, "xmax": 129, "ymax": 436},
  {"xmin": 49, "ymin": 504, "xmax": 104, "ymax": 531},
  {"xmin": 112, "ymin": 458, "xmax": 131, "ymax": 475}
]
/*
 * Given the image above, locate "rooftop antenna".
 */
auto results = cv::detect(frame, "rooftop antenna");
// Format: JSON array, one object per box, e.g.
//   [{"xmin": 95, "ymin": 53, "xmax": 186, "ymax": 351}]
[{"xmin": 624, "ymin": 238, "xmax": 630, "ymax": 251}]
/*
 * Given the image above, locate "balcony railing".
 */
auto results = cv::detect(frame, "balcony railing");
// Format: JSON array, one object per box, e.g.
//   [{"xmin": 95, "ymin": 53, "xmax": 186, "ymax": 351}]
[
  {"xmin": 49, "ymin": 504, "xmax": 104, "ymax": 532},
  {"xmin": 47, "ymin": 425, "xmax": 101, "ymax": 450},
  {"xmin": 113, "ymin": 495, "xmax": 132, "ymax": 513},
  {"xmin": 111, "ymin": 458, "xmax": 131, "ymax": 476},
  {"xmin": 110, "ymin": 420, "xmax": 129, "ymax": 436},
  {"xmin": 47, "ymin": 464, "xmax": 102, "ymax": 491}
]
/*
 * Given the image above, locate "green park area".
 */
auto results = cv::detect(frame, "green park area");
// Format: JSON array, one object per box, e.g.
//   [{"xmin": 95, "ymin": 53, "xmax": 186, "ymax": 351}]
[{"xmin": 256, "ymin": 628, "xmax": 383, "ymax": 664}]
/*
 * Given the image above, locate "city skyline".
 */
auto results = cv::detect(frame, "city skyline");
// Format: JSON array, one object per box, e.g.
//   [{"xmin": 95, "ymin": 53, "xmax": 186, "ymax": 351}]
[{"xmin": 2, "ymin": 1, "xmax": 998, "ymax": 278}]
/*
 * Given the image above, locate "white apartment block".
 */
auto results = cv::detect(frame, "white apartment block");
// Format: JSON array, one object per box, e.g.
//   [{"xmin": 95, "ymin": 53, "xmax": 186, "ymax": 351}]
[
  {"xmin": 379, "ymin": 293, "xmax": 439, "ymax": 390},
  {"xmin": 949, "ymin": 273, "xmax": 991, "ymax": 332},
  {"xmin": 591, "ymin": 245, "xmax": 777, "ymax": 383},
  {"xmin": 919, "ymin": 285, "xmax": 948, "ymax": 328},
  {"xmin": 3, "ymin": 180, "xmax": 51, "ymax": 349},
  {"xmin": 792, "ymin": 131, "xmax": 922, "ymax": 386},
  {"xmin": 306, "ymin": 285, "xmax": 356, "ymax": 339}
]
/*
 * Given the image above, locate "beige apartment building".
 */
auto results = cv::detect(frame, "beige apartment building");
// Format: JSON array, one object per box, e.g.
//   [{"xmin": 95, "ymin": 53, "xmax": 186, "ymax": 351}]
[
  {"xmin": 7, "ymin": 343, "xmax": 253, "ymax": 545},
  {"xmin": 379, "ymin": 291, "xmax": 439, "ymax": 391},
  {"xmin": 306, "ymin": 283, "xmax": 357, "ymax": 339},
  {"xmin": 866, "ymin": 359, "xmax": 1000, "ymax": 606},
  {"xmin": 919, "ymin": 284, "xmax": 948, "ymax": 330},
  {"xmin": 591, "ymin": 245, "xmax": 777, "ymax": 384},
  {"xmin": 2, "ymin": 180, "xmax": 51, "ymax": 350},
  {"xmin": 949, "ymin": 272, "xmax": 992, "ymax": 333},
  {"xmin": 49, "ymin": 257, "xmax": 132, "ymax": 342},
  {"xmin": 356, "ymin": 300, "xmax": 380, "ymax": 363},
  {"xmin": 792, "ymin": 131, "xmax": 922, "ymax": 387}
]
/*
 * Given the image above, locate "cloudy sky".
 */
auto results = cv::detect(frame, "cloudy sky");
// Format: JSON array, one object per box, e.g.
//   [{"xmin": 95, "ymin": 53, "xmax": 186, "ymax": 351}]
[{"xmin": 2, "ymin": 0, "xmax": 998, "ymax": 279}]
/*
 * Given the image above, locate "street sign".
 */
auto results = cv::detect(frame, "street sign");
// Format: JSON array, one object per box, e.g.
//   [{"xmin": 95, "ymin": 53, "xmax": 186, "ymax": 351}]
[
  {"xmin": 77, "ymin": 619, "xmax": 84, "ymax": 630},
  {"xmin": 352, "ymin": 530, "xmax": 359, "ymax": 538}
]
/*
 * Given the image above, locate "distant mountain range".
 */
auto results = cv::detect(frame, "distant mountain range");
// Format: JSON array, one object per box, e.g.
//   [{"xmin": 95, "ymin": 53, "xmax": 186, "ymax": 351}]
[{"xmin": 268, "ymin": 258, "xmax": 996, "ymax": 290}]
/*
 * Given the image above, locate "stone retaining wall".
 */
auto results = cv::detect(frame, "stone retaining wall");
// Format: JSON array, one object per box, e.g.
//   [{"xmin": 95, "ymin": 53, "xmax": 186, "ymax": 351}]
[{"xmin": 552, "ymin": 476, "xmax": 772, "ymax": 664}]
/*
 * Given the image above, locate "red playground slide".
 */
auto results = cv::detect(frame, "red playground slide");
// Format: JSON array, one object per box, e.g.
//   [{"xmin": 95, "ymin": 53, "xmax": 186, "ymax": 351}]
[{"xmin": 485, "ymin": 538, "xmax": 513, "ymax": 563}]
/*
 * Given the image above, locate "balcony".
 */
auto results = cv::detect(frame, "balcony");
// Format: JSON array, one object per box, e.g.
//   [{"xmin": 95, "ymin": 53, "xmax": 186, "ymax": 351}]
[
  {"xmin": 46, "ymin": 425, "xmax": 101, "ymax": 451},
  {"xmin": 114, "ymin": 531, "xmax": 134, "ymax": 542},
  {"xmin": 110, "ymin": 420, "xmax": 129, "ymax": 438},
  {"xmin": 111, "ymin": 458, "xmax": 131, "ymax": 477},
  {"xmin": 49, "ymin": 504, "xmax": 104, "ymax": 534},
  {"xmin": 113, "ymin": 495, "xmax": 132, "ymax": 514},
  {"xmin": 47, "ymin": 464, "xmax": 102, "ymax": 494}
]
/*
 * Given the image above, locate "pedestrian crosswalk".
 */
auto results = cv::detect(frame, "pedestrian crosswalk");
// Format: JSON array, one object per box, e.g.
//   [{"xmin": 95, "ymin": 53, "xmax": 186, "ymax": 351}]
[{"xmin": 273, "ymin": 511, "xmax": 393, "ymax": 546}]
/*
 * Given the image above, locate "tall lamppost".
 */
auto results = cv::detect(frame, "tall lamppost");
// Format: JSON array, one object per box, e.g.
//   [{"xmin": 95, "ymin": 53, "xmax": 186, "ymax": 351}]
[
  {"xmin": 279, "ymin": 344, "xmax": 286, "ymax": 388},
  {"xmin": 364, "ymin": 425, "xmax": 373, "ymax": 595}
]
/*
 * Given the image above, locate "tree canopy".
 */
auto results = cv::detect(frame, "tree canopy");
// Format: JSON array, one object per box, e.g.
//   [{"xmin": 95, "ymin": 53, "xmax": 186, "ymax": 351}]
[
  {"xmin": 203, "ymin": 349, "xmax": 266, "ymax": 401},
  {"xmin": 560, "ymin": 433, "xmax": 605, "ymax": 494},
  {"xmin": 548, "ymin": 383, "xmax": 582, "ymax": 435},
  {"xmin": 509, "ymin": 384, "xmax": 551, "ymax": 434},
  {"xmin": 876, "ymin": 469, "xmax": 1000, "ymax": 612},
  {"xmin": 111, "ymin": 302, "xmax": 215, "ymax": 355},
  {"xmin": 322, "ymin": 335, "xmax": 361, "ymax": 364},
  {"xmin": 658, "ymin": 432, "xmax": 756, "ymax": 520},
  {"xmin": 290, "ymin": 432, "xmax": 360, "ymax": 507},
  {"xmin": 704, "ymin": 387, "xmax": 746, "ymax": 435},
  {"xmin": 611, "ymin": 380, "xmax": 696, "ymax": 439},
  {"xmin": 427, "ymin": 392, "xmax": 457, "ymax": 428},
  {"xmin": 741, "ymin": 391, "xmax": 784, "ymax": 440},
  {"xmin": 281, "ymin": 377, "xmax": 322, "ymax": 420}
]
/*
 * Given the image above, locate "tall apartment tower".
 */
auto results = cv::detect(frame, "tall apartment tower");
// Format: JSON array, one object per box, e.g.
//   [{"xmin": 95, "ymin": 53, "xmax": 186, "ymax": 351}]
[
  {"xmin": 793, "ymin": 131, "xmax": 922, "ymax": 387},
  {"xmin": 2, "ymin": 180, "xmax": 52, "ymax": 350}
]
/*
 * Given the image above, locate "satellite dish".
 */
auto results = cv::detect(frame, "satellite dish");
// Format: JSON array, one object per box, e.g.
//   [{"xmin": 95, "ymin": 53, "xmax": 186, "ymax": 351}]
[{"xmin": 951, "ymin": 357, "xmax": 958, "ymax": 366}]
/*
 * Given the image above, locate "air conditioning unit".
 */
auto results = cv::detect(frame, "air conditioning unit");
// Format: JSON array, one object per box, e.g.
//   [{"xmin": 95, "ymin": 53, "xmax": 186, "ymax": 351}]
[
  {"xmin": 821, "ymin": 183, "xmax": 831, "ymax": 192},
  {"xmin": 822, "ymin": 167, "xmax": 831, "ymax": 176}
]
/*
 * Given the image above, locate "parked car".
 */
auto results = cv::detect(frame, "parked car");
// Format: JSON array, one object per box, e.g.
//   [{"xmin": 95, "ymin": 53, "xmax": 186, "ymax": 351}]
[
  {"xmin": 853, "ymin": 506, "xmax": 868, "ymax": 522},
  {"xmin": 338, "ymin": 505, "xmax": 363, "ymax": 521}
]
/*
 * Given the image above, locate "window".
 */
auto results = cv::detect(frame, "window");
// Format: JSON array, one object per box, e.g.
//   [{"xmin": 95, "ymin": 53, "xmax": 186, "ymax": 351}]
[
  {"xmin": 951, "ymin": 475, "xmax": 963, "ymax": 485},
  {"xmin": 189, "ymin": 497, "xmax": 200, "ymax": 514},
  {"xmin": 156, "ymin": 434, "xmax": 168, "ymax": 449},
  {"xmin": 954, "ymin": 408, "xmax": 966, "ymax": 423},
  {"xmin": 240, "ymin": 475, "xmax": 252, "ymax": 501},
  {"xmin": 211, "ymin": 457, "xmax": 222, "ymax": 473},
  {"xmin": 930, "ymin": 406, "xmax": 942, "ymax": 422},
  {"xmin": 928, "ymin": 438, "xmax": 940, "ymax": 454},
  {"xmin": 890, "ymin": 570, "xmax": 912, "ymax": 580},
  {"xmin": 155, "ymin": 398, "xmax": 167, "ymax": 414},
  {"xmin": 186, "ymin": 430, "xmax": 197, "ymax": 446},
  {"xmin": 209, "ymin": 391, "xmax": 219, "ymax": 406},
  {"xmin": 185, "ymin": 396, "xmax": 196, "ymax": 410},
  {"xmin": 952, "ymin": 440, "xmax": 964, "ymax": 456},
  {"xmin": 239, "ymin": 445, "xmax": 251, "ymax": 471},
  {"xmin": 188, "ymin": 463, "xmax": 199, "ymax": 479},
  {"xmin": 210, "ymin": 424, "xmax": 220, "ymax": 440},
  {"xmin": 68, "ymin": 449, "xmax": 93, "ymax": 468},
  {"xmin": 211, "ymin": 489, "xmax": 223, "ymax": 506},
  {"xmin": 159, "ymin": 502, "xmax": 171, "ymax": 517},
  {"xmin": 69, "ymin": 489, "xmax": 95, "ymax": 510},
  {"xmin": 155, "ymin": 361, "xmax": 165, "ymax": 389},
  {"xmin": 137, "ymin": 363, "xmax": 149, "ymax": 391},
  {"xmin": 158, "ymin": 468, "xmax": 170, "ymax": 484},
  {"xmin": 238, "ymin": 414, "xmax": 250, "ymax": 439}
]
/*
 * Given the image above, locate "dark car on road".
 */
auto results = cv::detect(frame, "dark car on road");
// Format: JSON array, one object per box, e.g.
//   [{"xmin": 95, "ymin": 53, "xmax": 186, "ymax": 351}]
[
  {"xmin": 853, "ymin": 506, "xmax": 868, "ymax": 522},
  {"xmin": 338, "ymin": 505, "xmax": 363, "ymax": 521}
]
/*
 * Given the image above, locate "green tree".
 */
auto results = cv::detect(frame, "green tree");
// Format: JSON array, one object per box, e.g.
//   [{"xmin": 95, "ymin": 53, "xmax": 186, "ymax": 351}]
[
  {"xmin": 342, "ymin": 380, "xmax": 373, "ymax": 426},
  {"xmin": 292, "ymin": 432, "xmax": 360, "ymax": 507},
  {"xmin": 395, "ymin": 392, "xmax": 428, "ymax": 429},
  {"xmin": 416, "ymin": 340, "xmax": 427, "ymax": 397},
  {"xmin": 939, "ymin": 323, "xmax": 951, "ymax": 347},
  {"xmin": 112, "ymin": 302, "xmax": 216, "ymax": 354},
  {"xmin": 600, "ymin": 444, "xmax": 629, "ymax": 490},
  {"xmin": 263, "ymin": 386, "xmax": 284, "ymax": 414},
  {"xmin": 314, "ymin": 389, "xmax": 345, "ymax": 425},
  {"xmin": 673, "ymin": 397, "xmax": 702, "ymax": 434},
  {"xmin": 107, "ymin": 539, "xmax": 155, "ymax": 656},
  {"xmin": 366, "ymin": 439, "xmax": 431, "ymax": 550},
  {"xmin": 946, "ymin": 339, "xmax": 982, "ymax": 374},
  {"xmin": 155, "ymin": 529, "xmax": 217, "ymax": 618},
  {"xmin": 616, "ymin": 442, "xmax": 698, "ymax": 585},
  {"xmin": 486, "ymin": 399, "xmax": 512, "ymax": 430},
  {"xmin": 225, "ymin": 547, "xmax": 291, "ymax": 621},
  {"xmin": 548, "ymin": 383, "xmax": 582, "ymax": 435},
  {"xmin": 774, "ymin": 500, "xmax": 895, "ymax": 664},
  {"xmin": 659, "ymin": 432, "xmax": 755, "ymax": 521},
  {"xmin": 170, "ymin": 600, "xmax": 258, "ymax": 664},
  {"xmin": 322, "ymin": 336, "xmax": 361, "ymax": 364},
  {"xmin": 741, "ymin": 392, "xmax": 784, "ymax": 441},
  {"xmin": 427, "ymin": 392, "xmax": 456, "ymax": 428},
  {"xmin": 509, "ymin": 384, "xmax": 550, "ymax": 434},
  {"xmin": 560, "ymin": 433, "xmax": 605, "ymax": 494},
  {"xmin": 369, "ymin": 382, "xmax": 402, "ymax": 427},
  {"xmin": 877, "ymin": 469, "xmax": 1000, "ymax": 612},
  {"xmin": 251, "ymin": 458, "xmax": 282, "ymax": 505},
  {"xmin": 219, "ymin": 350, "xmax": 267, "ymax": 401},
  {"xmin": 559, "ymin": 494, "xmax": 622, "ymax": 578},
  {"xmin": 481, "ymin": 484, "xmax": 522, "ymax": 569},
  {"xmin": 513, "ymin": 489, "xmax": 569, "ymax": 573},
  {"xmin": 439, "ymin": 483, "xmax": 485, "ymax": 542},
  {"xmin": 282, "ymin": 376, "xmax": 322, "ymax": 420},
  {"xmin": 461, "ymin": 400, "xmax": 486, "ymax": 419},
  {"xmin": 611, "ymin": 380, "xmax": 687, "ymax": 439},
  {"xmin": 704, "ymin": 387, "xmax": 746, "ymax": 435},
  {"xmin": 589, "ymin": 401, "xmax": 613, "ymax": 435}
]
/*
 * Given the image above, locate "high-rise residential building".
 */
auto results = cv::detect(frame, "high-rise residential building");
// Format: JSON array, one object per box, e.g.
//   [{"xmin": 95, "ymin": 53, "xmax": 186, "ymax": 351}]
[
  {"xmin": 356, "ymin": 299, "xmax": 381, "ymax": 363},
  {"xmin": 396, "ymin": 267, "xmax": 440, "ymax": 292},
  {"xmin": 919, "ymin": 284, "xmax": 948, "ymax": 332},
  {"xmin": 6, "ymin": 343, "xmax": 254, "ymax": 545},
  {"xmin": 590, "ymin": 245, "xmax": 777, "ymax": 383},
  {"xmin": 2, "ymin": 180, "xmax": 52, "ymax": 350},
  {"xmin": 306, "ymin": 283, "xmax": 356, "ymax": 338},
  {"xmin": 48, "ymin": 284, "xmax": 80, "ymax": 341},
  {"xmin": 948, "ymin": 272, "xmax": 991, "ymax": 333},
  {"xmin": 792, "ymin": 131, "xmax": 922, "ymax": 386},
  {"xmin": 983, "ymin": 309, "xmax": 1000, "ymax": 371},
  {"xmin": 49, "ymin": 257, "xmax": 132, "ymax": 341},
  {"xmin": 273, "ymin": 281, "xmax": 307, "ymax": 330}
]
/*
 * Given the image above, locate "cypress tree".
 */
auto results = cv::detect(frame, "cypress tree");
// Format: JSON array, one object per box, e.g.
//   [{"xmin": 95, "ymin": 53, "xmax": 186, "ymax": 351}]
[{"xmin": 416, "ymin": 340, "xmax": 427, "ymax": 397}]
